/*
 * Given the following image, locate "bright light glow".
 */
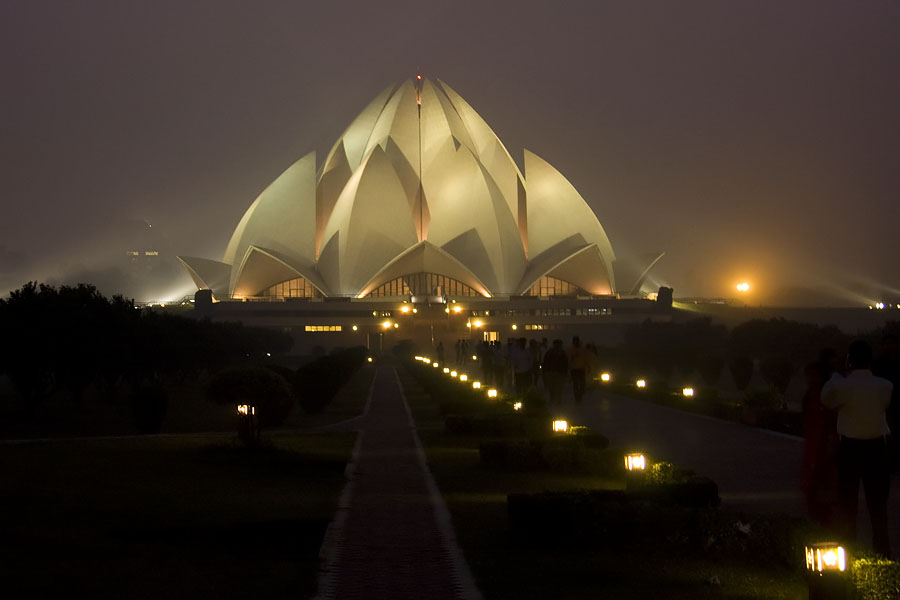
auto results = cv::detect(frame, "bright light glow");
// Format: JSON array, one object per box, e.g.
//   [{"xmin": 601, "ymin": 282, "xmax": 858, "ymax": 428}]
[
  {"xmin": 382, "ymin": 321, "xmax": 392, "ymax": 329},
  {"xmin": 472, "ymin": 381, "xmax": 481, "ymax": 389},
  {"xmin": 513, "ymin": 402, "xmax": 523, "ymax": 411},
  {"xmin": 450, "ymin": 371, "xmax": 458, "ymax": 377},
  {"xmin": 553, "ymin": 420, "xmax": 568, "ymax": 433},
  {"xmin": 624, "ymin": 453, "xmax": 646, "ymax": 471},
  {"xmin": 472, "ymin": 355, "xmax": 477, "ymax": 360},
  {"xmin": 736, "ymin": 282, "xmax": 750, "ymax": 293},
  {"xmin": 805, "ymin": 543, "xmax": 846, "ymax": 573},
  {"xmin": 433, "ymin": 362, "xmax": 439, "ymax": 368},
  {"xmin": 459, "ymin": 374, "xmax": 468, "ymax": 382},
  {"xmin": 352, "ymin": 325, "xmax": 358, "ymax": 331},
  {"xmin": 444, "ymin": 367, "xmax": 450, "ymax": 373},
  {"xmin": 423, "ymin": 358, "xmax": 431, "ymax": 364},
  {"xmin": 682, "ymin": 387, "xmax": 695, "ymax": 397},
  {"xmin": 415, "ymin": 356, "xmax": 423, "ymax": 361},
  {"xmin": 636, "ymin": 379, "xmax": 647, "ymax": 388},
  {"xmin": 487, "ymin": 388, "xmax": 498, "ymax": 398},
  {"xmin": 367, "ymin": 357, "xmax": 373, "ymax": 363},
  {"xmin": 473, "ymin": 319, "xmax": 483, "ymax": 327},
  {"xmin": 401, "ymin": 305, "xmax": 410, "ymax": 313},
  {"xmin": 453, "ymin": 305, "xmax": 462, "ymax": 313},
  {"xmin": 413, "ymin": 308, "xmax": 417, "ymax": 313},
  {"xmin": 511, "ymin": 324, "xmax": 518, "ymax": 330},
  {"xmin": 237, "ymin": 404, "xmax": 255, "ymax": 415},
  {"xmin": 393, "ymin": 323, "xmax": 399, "ymax": 328},
  {"xmin": 876, "ymin": 302, "xmax": 886, "ymax": 309},
  {"xmin": 600, "ymin": 373, "xmax": 611, "ymax": 382},
  {"xmin": 466, "ymin": 322, "xmax": 471, "ymax": 328},
  {"xmin": 445, "ymin": 307, "xmax": 450, "ymax": 314}
]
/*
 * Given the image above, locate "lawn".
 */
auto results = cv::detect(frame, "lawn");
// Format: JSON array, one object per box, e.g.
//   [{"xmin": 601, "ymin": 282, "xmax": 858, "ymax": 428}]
[
  {"xmin": 0, "ymin": 432, "xmax": 355, "ymax": 599},
  {"xmin": 401, "ymin": 369, "xmax": 808, "ymax": 600},
  {"xmin": 0, "ymin": 366, "xmax": 376, "ymax": 599}
]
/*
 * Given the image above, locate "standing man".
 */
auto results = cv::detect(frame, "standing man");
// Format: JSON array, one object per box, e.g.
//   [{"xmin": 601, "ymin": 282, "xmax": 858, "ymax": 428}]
[
  {"xmin": 510, "ymin": 337, "xmax": 533, "ymax": 397},
  {"xmin": 822, "ymin": 340, "xmax": 893, "ymax": 556},
  {"xmin": 569, "ymin": 336, "xmax": 591, "ymax": 404},
  {"xmin": 542, "ymin": 339, "xmax": 568, "ymax": 406}
]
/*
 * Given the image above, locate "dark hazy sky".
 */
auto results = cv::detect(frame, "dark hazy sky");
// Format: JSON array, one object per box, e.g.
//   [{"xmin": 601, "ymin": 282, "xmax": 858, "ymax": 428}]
[{"xmin": 2, "ymin": 1, "xmax": 899, "ymax": 304}]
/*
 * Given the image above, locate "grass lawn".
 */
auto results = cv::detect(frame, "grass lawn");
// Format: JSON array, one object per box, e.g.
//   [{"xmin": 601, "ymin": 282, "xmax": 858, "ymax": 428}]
[
  {"xmin": 402, "ymin": 371, "xmax": 808, "ymax": 599},
  {"xmin": 0, "ymin": 431, "xmax": 355, "ymax": 599},
  {"xmin": 0, "ymin": 366, "xmax": 375, "ymax": 598}
]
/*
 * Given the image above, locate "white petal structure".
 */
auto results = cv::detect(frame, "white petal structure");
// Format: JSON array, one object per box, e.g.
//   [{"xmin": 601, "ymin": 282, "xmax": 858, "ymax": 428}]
[{"xmin": 180, "ymin": 77, "xmax": 653, "ymax": 300}]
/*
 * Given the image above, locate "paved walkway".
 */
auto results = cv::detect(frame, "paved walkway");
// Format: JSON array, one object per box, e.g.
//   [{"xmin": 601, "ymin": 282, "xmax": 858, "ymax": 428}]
[
  {"xmin": 556, "ymin": 387, "xmax": 900, "ymax": 560},
  {"xmin": 316, "ymin": 366, "xmax": 480, "ymax": 600}
]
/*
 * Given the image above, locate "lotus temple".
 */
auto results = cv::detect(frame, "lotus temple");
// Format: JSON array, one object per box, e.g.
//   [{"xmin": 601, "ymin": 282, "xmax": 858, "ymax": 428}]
[{"xmin": 179, "ymin": 77, "xmax": 667, "ymax": 351}]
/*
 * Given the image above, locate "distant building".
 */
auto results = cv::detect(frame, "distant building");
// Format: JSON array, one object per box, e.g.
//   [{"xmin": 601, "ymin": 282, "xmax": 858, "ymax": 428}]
[{"xmin": 178, "ymin": 77, "xmax": 666, "ymax": 351}]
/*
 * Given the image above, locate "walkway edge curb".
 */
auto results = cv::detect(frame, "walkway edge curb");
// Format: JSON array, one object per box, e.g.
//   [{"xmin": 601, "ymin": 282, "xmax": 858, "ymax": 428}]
[
  {"xmin": 313, "ymin": 374, "xmax": 377, "ymax": 600},
  {"xmin": 394, "ymin": 369, "xmax": 484, "ymax": 600}
]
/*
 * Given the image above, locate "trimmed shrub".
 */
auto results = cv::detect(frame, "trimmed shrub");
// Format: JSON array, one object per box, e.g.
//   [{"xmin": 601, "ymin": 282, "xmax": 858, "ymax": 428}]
[
  {"xmin": 729, "ymin": 356, "xmax": 754, "ymax": 390},
  {"xmin": 760, "ymin": 355, "xmax": 793, "ymax": 395},
  {"xmin": 207, "ymin": 365, "xmax": 294, "ymax": 428},
  {"xmin": 568, "ymin": 425, "xmax": 609, "ymax": 449},
  {"xmin": 295, "ymin": 346, "xmax": 367, "ymax": 414},
  {"xmin": 853, "ymin": 557, "xmax": 900, "ymax": 600}
]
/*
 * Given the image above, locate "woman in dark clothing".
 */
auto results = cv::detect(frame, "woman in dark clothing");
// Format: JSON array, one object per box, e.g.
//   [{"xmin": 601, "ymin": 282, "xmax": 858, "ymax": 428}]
[{"xmin": 801, "ymin": 358, "xmax": 839, "ymax": 526}]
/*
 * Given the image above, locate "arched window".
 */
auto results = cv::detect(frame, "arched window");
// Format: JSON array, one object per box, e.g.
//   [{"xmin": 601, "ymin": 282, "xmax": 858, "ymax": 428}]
[
  {"xmin": 261, "ymin": 276, "xmax": 322, "ymax": 298},
  {"xmin": 524, "ymin": 276, "xmax": 583, "ymax": 297},
  {"xmin": 365, "ymin": 273, "xmax": 482, "ymax": 298}
]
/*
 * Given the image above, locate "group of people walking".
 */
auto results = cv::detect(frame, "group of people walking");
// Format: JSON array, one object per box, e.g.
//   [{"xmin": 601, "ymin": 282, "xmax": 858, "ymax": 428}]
[
  {"xmin": 439, "ymin": 335, "xmax": 598, "ymax": 404},
  {"xmin": 802, "ymin": 337, "xmax": 897, "ymax": 557}
]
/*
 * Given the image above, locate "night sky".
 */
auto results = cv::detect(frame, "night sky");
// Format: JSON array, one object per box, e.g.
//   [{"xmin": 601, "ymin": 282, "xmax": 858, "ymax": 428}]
[{"xmin": 2, "ymin": 1, "xmax": 899, "ymax": 305}]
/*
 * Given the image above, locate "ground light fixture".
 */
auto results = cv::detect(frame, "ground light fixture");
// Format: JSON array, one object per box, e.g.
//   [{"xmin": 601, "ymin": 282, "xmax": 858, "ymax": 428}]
[
  {"xmin": 414, "ymin": 356, "xmax": 423, "ymax": 361},
  {"xmin": 805, "ymin": 543, "xmax": 846, "ymax": 573},
  {"xmin": 443, "ymin": 367, "xmax": 450, "ymax": 373},
  {"xmin": 552, "ymin": 419, "xmax": 568, "ymax": 433},
  {"xmin": 472, "ymin": 381, "xmax": 481, "ymax": 389},
  {"xmin": 600, "ymin": 373, "xmax": 611, "ymax": 382},
  {"xmin": 237, "ymin": 404, "xmax": 255, "ymax": 415},
  {"xmin": 624, "ymin": 453, "xmax": 646, "ymax": 471},
  {"xmin": 636, "ymin": 379, "xmax": 647, "ymax": 388},
  {"xmin": 450, "ymin": 371, "xmax": 458, "ymax": 377},
  {"xmin": 433, "ymin": 362, "xmax": 439, "ymax": 368},
  {"xmin": 367, "ymin": 357, "xmax": 373, "ymax": 363},
  {"xmin": 352, "ymin": 325, "xmax": 358, "ymax": 331},
  {"xmin": 682, "ymin": 387, "xmax": 695, "ymax": 397},
  {"xmin": 423, "ymin": 359, "xmax": 431, "ymax": 364},
  {"xmin": 513, "ymin": 402, "xmax": 522, "ymax": 411},
  {"xmin": 805, "ymin": 542, "xmax": 849, "ymax": 600},
  {"xmin": 487, "ymin": 388, "xmax": 498, "ymax": 398},
  {"xmin": 459, "ymin": 374, "xmax": 468, "ymax": 382}
]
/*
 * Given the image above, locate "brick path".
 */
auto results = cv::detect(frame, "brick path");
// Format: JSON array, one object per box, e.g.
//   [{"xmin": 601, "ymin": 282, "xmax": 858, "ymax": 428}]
[{"xmin": 316, "ymin": 366, "xmax": 480, "ymax": 600}]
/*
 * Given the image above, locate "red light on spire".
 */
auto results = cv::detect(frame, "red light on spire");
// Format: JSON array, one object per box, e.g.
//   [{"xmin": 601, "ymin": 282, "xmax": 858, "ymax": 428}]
[{"xmin": 416, "ymin": 74, "xmax": 422, "ymax": 80}]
